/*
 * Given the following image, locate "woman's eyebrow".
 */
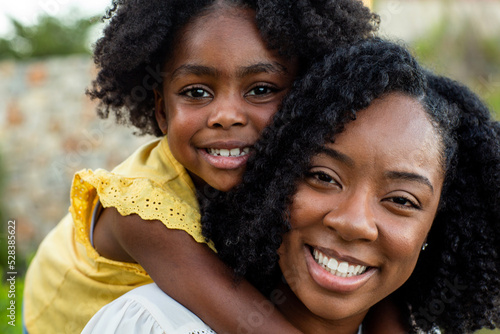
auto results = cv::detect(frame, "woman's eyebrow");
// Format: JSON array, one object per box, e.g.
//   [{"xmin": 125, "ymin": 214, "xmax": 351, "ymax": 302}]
[
  {"xmin": 318, "ymin": 147, "xmax": 435, "ymax": 193},
  {"xmin": 317, "ymin": 147, "xmax": 355, "ymax": 167},
  {"xmin": 385, "ymin": 171, "xmax": 434, "ymax": 193}
]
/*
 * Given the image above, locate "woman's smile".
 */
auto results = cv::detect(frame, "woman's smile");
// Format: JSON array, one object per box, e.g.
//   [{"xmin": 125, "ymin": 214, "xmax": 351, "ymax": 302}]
[
  {"xmin": 305, "ymin": 245, "xmax": 377, "ymax": 293},
  {"xmin": 311, "ymin": 247, "xmax": 370, "ymax": 277}
]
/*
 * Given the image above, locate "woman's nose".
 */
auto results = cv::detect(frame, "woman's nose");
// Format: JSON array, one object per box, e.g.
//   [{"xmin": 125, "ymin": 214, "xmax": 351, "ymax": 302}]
[
  {"xmin": 207, "ymin": 96, "xmax": 248, "ymax": 129},
  {"xmin": 323, "ymin": 192, "xmax": 378, "ymax": 242}
]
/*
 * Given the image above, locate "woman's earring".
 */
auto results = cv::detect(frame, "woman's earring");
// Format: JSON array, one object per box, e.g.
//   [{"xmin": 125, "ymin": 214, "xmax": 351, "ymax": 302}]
[{"xmin": 421, "ymin": 242, "xmax": 428, "ymax": 251}]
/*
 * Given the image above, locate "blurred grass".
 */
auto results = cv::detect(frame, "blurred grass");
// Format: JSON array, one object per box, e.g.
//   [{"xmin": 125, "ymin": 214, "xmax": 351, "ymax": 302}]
[
  {"xmin": 1, "ymin": 149, "xmax": 23, "ymax": 334},
  {"xmin": 476, "ymin": 329, "xmax": 500, "ymax": 334},
  {"xmin": 0, "ymin": 279, "xmax": 23, "ymax": 334}
]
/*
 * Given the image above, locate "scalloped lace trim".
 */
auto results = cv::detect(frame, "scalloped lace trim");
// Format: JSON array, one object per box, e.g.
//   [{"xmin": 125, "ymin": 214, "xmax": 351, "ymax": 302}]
[{"xmin": 70, "ymin": 169, "xmax": 215, "ymax": 273}]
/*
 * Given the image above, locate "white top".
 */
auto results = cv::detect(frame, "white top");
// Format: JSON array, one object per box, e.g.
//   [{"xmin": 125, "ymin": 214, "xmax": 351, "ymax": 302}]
[
  {"xmin": 82, "ymin": 283, "xmax": 215, "ymax": 334},
  {"xmin": 83, "ymin": 283, "xmax": 364, "ymax": 334}
]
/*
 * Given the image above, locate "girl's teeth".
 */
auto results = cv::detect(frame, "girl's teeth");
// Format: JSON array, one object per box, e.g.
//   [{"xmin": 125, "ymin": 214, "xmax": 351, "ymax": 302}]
[
  {"xmin": 313, "ymin": 248, "xmax": 368, "ymax": 277},
  {"xmin": 207, "ymin": 147, "xmax": 249, "ymax": 157}
]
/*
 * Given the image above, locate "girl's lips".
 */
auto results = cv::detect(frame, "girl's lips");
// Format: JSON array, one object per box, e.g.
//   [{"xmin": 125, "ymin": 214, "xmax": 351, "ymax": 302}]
[
  {"xmin": 304, "ymin": 246, "xmax": 377, "ymax": 294},
  {"xmin": 199, "ymin": 148, "xmax": 251, "ymax": 169}
]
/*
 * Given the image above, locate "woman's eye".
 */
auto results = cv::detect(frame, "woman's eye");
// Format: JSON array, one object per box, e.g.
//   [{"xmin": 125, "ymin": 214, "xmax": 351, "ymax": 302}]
[
  {"xmin": 315, "ymin": 172, "xmax": 335, "ymax": 183},
  {"xmin": 181, "ymin": 88, "xmax": 211, "ymax": 99},
  {"xmin": 388, "ymin": 196, "xmax": 420, "ymax": 209},
  {"xmin": 305, "ymin": 171, "xmax": 340, "ymax": 187}
]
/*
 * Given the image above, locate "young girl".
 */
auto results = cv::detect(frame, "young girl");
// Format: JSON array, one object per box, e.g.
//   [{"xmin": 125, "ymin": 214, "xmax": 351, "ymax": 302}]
[{"xmin": 23, "ymin": 0, "xmax": 378, "ymax": 333}]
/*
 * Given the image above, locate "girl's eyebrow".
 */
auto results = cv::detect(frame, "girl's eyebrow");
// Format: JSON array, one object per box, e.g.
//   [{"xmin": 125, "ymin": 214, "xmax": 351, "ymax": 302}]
[
  {"xmin": 236, "ymin": 62, "xmax": 287, "ymax": 77},
  {"xmin": 171, "ymin": 64, "xmax": 219, "ymax": 79},
  {"xmin": 171, "ymin": 62, "xmax": 287, "ymax": 80}
]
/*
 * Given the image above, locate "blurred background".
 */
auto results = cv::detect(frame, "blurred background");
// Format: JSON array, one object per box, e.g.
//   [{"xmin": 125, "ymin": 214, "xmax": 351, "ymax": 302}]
[{"xmin": 0, "ymin": 0, "xmax": 499, "ymax": 333}]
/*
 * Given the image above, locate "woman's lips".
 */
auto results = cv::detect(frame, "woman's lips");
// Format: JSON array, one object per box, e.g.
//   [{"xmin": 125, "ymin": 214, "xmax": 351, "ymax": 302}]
[
  {"xmin": 312, "ymin": 248, "xmax": 368, "ymax": 277},
  {"xmin": 304, "ymin": 245, "xmax": 377, "ymax": 293}
]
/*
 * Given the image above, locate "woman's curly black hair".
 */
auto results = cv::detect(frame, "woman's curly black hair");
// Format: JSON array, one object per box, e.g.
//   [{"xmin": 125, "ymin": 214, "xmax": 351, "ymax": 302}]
[
  {"xmin": 86, "ymin": 0, "xmax": 378, "ymax": 136},
  {"xmin": 202, "ymin": 38, "xmax": 500, "ymax": 333}
]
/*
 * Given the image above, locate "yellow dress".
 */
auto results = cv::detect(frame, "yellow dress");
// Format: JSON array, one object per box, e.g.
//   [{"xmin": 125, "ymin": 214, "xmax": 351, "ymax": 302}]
[{"xmin": 23, "ymin": 137, "xmax": 213, "ymax": 334}]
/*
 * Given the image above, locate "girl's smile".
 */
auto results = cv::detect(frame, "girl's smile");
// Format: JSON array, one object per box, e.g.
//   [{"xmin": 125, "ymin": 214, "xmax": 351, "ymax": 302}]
[{"xmin": 155, "ymin": 7, "xmax": 298, "ymax": 191}]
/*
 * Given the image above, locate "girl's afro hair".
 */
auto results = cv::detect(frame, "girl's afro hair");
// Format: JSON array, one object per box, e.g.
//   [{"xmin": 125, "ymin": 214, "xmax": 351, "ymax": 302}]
[
  {"xmin": 201, "ymin": 38, "xmax": 500, "ymax": 333},
  {"xmin": 86, "ymin": 0, "xmax": 378, "ymax": 136}
]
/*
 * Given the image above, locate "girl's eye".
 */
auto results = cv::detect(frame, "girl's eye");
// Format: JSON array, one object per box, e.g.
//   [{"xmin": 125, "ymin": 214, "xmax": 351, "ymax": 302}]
[
  {"xmin": 181, "ymin": 87, "xmax": 211, "ymax": 99},
  {"xmin": 246, "ymin": 85, "xmax": 276, "ymax": 97}
]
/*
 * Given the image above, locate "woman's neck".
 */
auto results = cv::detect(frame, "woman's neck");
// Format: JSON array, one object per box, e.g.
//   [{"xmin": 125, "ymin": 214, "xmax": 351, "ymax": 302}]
[{"xmin": 275, "ymin": 282, "xmax": 366, "ymax": 334}]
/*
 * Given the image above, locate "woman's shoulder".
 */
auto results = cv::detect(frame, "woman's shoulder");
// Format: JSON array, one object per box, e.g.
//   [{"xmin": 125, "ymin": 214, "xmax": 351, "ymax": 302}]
[{"xmin": 82, "ymin": 283, "xmax": 216, "ymax": 334}]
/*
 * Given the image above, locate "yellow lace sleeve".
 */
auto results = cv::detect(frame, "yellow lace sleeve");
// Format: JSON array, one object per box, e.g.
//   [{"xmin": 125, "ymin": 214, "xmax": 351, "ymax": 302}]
[{"xmin": 71, "ymin": 169, "xmax": 215, "ymax": 265}]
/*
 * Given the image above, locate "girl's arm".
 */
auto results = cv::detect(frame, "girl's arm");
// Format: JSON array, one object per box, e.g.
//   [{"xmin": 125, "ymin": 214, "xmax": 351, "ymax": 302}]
[{"xmin": 93, "ymin": 207, "xmax": 303, "ymax": 334}]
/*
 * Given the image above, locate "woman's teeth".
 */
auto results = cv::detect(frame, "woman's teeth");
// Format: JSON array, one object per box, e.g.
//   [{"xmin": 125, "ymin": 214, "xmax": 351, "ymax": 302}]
[
  {"xmin": 313, "ymin": 249, "xmax": 368, "ymax": 278},
  {"xmin": 207, "ymin": 147, "xmax": 250, "ymax": 157}
]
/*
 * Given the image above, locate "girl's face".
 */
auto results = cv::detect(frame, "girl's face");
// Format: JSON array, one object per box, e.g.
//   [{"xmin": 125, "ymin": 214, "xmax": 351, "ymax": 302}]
[
  {"xmin": 156, "ymin": 7, "xmax": 298, "ymax": 191},
  {"xmin": 277, "ymin": 93, "xmax": 445, "ymax": 333}
]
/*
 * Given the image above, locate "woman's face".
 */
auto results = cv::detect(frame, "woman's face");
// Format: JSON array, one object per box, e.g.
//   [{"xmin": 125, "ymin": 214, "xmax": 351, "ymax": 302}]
[{"xmin": 278, "ymin": 93, "xmax": 445, "ymax": 330}]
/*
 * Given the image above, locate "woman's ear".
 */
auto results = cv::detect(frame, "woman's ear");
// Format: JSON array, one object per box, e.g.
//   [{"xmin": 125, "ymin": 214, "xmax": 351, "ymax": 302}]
[{"xmin": 154, "ymin": 89, "xmax": 168, "ymax": 135}]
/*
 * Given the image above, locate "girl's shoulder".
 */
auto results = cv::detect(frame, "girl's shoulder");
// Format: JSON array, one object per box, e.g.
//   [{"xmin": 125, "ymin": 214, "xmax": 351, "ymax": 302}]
[{"xmin": 71, "ymin": 136, "xmax": 215, "ymax": 259}]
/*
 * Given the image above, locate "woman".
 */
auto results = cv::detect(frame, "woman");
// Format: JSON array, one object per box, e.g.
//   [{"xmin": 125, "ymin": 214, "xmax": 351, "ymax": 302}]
[
  {"xmin": 84, "ymin": 38, "xmax": 500, "ymax": 333},
  {"xmin": 203, "ymin": 38, "xmax": 500, "ymax": 333}
]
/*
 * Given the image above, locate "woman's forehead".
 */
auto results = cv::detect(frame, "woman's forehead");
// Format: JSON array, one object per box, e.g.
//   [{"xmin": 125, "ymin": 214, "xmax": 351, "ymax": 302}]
[{"xmin": 329, "ymin": 93, "xmax": 445, "ymax": 183}]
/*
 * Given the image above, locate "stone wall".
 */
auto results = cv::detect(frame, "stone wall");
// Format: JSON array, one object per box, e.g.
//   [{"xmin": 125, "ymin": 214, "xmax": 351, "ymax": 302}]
[{"xmin": 0, "ymin": 55, "xmax": 154, "ymax": 256}]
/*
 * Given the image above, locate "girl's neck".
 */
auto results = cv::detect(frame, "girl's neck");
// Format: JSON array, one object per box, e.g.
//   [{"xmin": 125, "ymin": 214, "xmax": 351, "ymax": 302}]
[
  {"xmin": 187, "ymin": 171, "xmax": 207, "ymax": 191},
  {"xmin": 275, "ymin": 282, "xmax": 366, "ymax": 334}
]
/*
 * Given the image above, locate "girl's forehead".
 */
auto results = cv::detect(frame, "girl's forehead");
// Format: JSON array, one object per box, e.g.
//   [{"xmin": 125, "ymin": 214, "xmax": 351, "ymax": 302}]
[
  {"xmin": 185, "ymin": 6, "xmax": 256, "ymax": 34},
  {"xmin": 165, "ymin": 6, "xmax": 296, "ymax": 75}
]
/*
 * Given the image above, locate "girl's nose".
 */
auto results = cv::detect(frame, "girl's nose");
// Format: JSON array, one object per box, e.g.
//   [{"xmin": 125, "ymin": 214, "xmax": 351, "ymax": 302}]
[
  {"xmin": 207, "ymin": 96, "xmax": 248, "ymax": 129},
  {"xmin": 323, "ymin": 192, "xmax": 378, "ymax": 242}
]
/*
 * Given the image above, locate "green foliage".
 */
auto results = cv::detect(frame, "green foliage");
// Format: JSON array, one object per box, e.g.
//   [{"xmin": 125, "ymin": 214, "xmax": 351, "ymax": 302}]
[
  {"xmin": 0, "ymin": 151, "xmax": 6, "ymax": 223},
  {"xmin": 412, "ymin": 15, "xmax": 500, "ymax": 119},
  {"xmin": 0, "ymin": 277, "xmax": 23, "ymax": 334},
  {"xmin": 486, "ymin": 89, "xmax": 500, "ymax": 115},
  {"xmin": 0, "ymin": 150, "xmax": 11, "ymax": 278},
  {"xmin": 476, "ymin": 329, "xmax": 500, "ymax": 334},
  {"xmin": 0, "ymin": 15, "xmax": 99, "ymax": 60}
]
